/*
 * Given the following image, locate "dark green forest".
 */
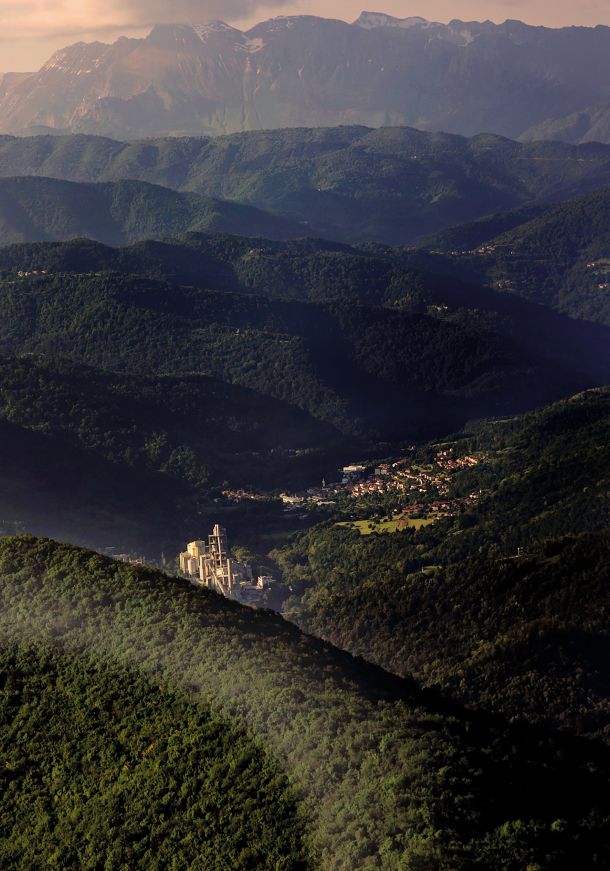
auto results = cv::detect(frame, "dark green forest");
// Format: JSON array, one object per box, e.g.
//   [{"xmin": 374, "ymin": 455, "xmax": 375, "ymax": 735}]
[
  {"xmin": 0, "ymin": 239, "xmax": 605, "ymax": 434},
  {"xmin": 0, "ymin": 232, "xmax": 607, "ymax": 558},
  {"xmin": 1, "ymin": 128, "xmax": 610, "ymax": 243},
  {"xmin": 2, "ymin": 234, "xmax": 607, "ymax": 381},
  {"xmin": 1, "ymin": 535, "xmax": 610, "ymax": 869},
  {"xmin": 0, "ymin": 354, "xmax": 336, "ymax": 490},
  {"xmin": 2, "ymin": 269, "xmax": 541, "ymax": 435},
  {"xmin": 0, "ymin": 646, "xmax": 307, "ymax": 870},
  {"xmin": 0, "ymin": 232, "xmax": 607, "ymax": 556},
  {"xmin": 0, "ymin": 176, "xmax": 307, "ymax": 246},
  {"xmin": 0, "ymin": 353, "xmax": 343, "ymax": 553},
  {"xmin": 418, "ymin": 186, "xmax": 610, "ymax": 325}
]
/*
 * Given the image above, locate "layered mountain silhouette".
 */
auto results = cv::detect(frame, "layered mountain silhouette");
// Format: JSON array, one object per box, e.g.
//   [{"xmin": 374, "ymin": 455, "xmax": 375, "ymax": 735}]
[
  {"xmin": 0, "ymin": 176, "xmax": 308, "ymax": 245},
  {"xmin": 1, "ymin": 128, "xmax": 610, "ymax": 244},
  {"xmin": 523, "ymin": 102, "xmax": 610, "ymax": 145},
  {"xmin": 1, "ymin": 13, "xmax": 610, "ymax": 141}
]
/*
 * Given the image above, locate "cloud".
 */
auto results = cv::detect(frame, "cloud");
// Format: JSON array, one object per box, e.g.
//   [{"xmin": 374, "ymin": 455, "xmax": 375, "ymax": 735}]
[
  {"xmin": 127, "ymin": 0, "xmax": 288, "ymax": 22},
  {"xmin": 115, "ymin": 0, "xmax": 291, "ymax": 30},
  {"xmin": 0, "ymin": 0, "xmax": 607, "ymax": 63},
  {"xmin": 0, "ymin": 0, "xmax": 291, "ymax": 42}
]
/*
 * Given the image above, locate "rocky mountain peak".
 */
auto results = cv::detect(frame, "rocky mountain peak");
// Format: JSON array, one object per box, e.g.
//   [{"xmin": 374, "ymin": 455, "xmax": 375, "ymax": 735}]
[
  {"xmin": 354, "ymin": 11, "xmax": 431, "ymax": 29},
  {"xmin": 145, "ymin": 21, "xmax": 255, "ymax": 54},
  {"xmin": 0, "ymin": 13, "xmax": 609, "ymax": 142}
]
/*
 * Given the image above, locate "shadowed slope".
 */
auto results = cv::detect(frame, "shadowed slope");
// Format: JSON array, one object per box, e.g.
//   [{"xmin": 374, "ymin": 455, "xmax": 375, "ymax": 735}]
[{"xmin": 1, "ymin": 535, "xmax": 610, "ymax": 869}]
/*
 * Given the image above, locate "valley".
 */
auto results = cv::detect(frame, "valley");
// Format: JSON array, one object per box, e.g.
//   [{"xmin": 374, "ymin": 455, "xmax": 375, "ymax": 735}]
[
  {"xmin": 0, "ymin": 231, "xmax": 607, "ymax": 560},
  {"xmin": 271, "ymin": 388, "xmax": 610, "ymax": 740},
  {"xmin": 0, "ymin": 224, "xmax": 605, "ymax": 746},
  {"xmin": 0, "ymin": 15, "xmax": 608, "ymax": 862}
]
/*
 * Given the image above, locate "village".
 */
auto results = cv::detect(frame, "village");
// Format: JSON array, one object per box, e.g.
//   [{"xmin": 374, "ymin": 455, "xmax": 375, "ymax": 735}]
[
  {"xmin": 299, "ymin": 448, "xmax": 483, "ymax": 518},
  {"xmin": 177, "ymin": 447, "xmax": 487, "ymax": 607},
  {"xmin": 222, "ymin": 445, "xmax": 486, "ymax": 526},
  {"xmin": 585, "ymin": 259, "xmax": 610, "ymax": 291}
]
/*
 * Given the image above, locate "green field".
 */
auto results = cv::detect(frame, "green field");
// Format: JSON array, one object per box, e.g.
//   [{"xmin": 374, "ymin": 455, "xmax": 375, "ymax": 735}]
[{"xmin": 337, "ymin": 515, "xmax": 438, "ymax": 535}]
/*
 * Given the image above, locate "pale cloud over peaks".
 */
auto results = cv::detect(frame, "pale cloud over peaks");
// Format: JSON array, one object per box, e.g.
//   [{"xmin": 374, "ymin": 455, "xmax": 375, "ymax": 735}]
[
  {"xmin": 0, "ymin": 0, "xmax": 291, "ymax": 69},
  {"xmin": 0, "ymin": 0, "xmax": 288, "ymax": 41},
  {"xmin": 0, "ymin": 0, "xmax": 609, "ymax": 71}
]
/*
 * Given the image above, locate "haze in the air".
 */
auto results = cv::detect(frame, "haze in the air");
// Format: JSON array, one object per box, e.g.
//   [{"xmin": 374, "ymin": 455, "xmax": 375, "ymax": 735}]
[{"xmin": 0, "ymin": 0, "xmax": 608, "ymax": 71}]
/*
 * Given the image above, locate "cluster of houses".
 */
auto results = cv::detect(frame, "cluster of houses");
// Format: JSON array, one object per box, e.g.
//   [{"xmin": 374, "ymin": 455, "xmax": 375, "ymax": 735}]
[
  {"xmin": 434, "ymin": 243, "xmax": 497, "ymax": 258},
  {"xmin": 435, "ymin": 450, "xmax": 482, "ymax": 472},
  {"xmin": 586, "ymin": 261, "xmax": 610, "ymax": 290},
  {"xmin": 221, "ymin": 487, "xmax": 268, "ymax": 503},
  {"xmin": 347, "ymin": 456, "xmax": 452, "ymax": 499},
  {"xmin": 276, "ymin": 449, "xmax": 485, "ymax": 517},
  {"xmin": 401, "ymin": 492, "xmax": 482, "ymax": 519},
  {"xmin": 14, "ymin": 269, "xmax": 48, "ymax": 278},
  {"xmin": 216, "ymin": 448, "xmax": 486, "ymax": 530}
]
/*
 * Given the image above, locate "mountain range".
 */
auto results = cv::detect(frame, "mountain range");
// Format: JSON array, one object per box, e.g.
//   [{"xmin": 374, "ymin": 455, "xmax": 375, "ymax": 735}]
[
  {"xmin": 1, "ymin": 10, "xmax": 609, "ymax": 868},
  {"xmin": 1, "ymin": 128, "xmax": 610, "ymax": 244},
  {"xmin": 1, "ymin": 13, "xmax": 610, "ymax": 142}
]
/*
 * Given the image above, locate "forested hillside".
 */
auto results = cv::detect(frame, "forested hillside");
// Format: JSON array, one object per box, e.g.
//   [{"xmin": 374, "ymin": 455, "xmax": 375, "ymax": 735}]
[
  {"xmin": 0, "ymin": 355, "xmax": 335, "ymax": 489},
  {"xmin": 0, "ymin": 354, "xmax": 340, "ymax": 553},
  {"xmin": 1, "ymin": 535, "xmax": 610, "ymax": 869},
  {"xmin": 0, "ymin": 176, "xmax": 306, "ymax": 246},
  {"xmin": 3, "ymin": 234, "xmax": 608, "ymax": 385},
  {"xmin": 275, "ymin": 389, "xmax": 610, "ymax": 740},
  {"xmin": 0, "ymin": 233, "xmax": 607, "ymax": 555},
  {"xmin": 0, "ymin": 647, "xmax": 307, "ymax": 869},
  {"xmin": 0, "ymin": 267, "xmax": 591, "ymax": 441},
  {"xmin": 1, "ymin": 129, "xmax": 610, "ymax": 243},
  {"xmin": 418, "ymin": 186, "xmax": 610, "ymax": 325}
]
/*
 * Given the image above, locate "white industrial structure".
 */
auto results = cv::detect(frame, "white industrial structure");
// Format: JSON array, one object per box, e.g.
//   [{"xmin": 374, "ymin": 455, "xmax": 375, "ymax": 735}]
[{"xmin": 179, "ymin": 524, "xmax": 264, "ymax": 604}]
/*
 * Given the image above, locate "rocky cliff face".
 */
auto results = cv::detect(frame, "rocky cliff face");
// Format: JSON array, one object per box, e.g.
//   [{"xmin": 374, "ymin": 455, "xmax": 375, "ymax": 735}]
[
  {"xmin": 1, "ymin": 13, "xmax": 609, "ymax": 141},
  {"xmin": 0, "ymin": 73, "xmax": 31, "ymax": 101}
]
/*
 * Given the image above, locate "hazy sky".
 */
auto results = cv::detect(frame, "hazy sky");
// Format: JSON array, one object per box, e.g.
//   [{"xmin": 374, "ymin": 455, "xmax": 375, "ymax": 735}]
[{"xmin": 1, "ymin": 0, "xmax": 609, "ymax": 71}]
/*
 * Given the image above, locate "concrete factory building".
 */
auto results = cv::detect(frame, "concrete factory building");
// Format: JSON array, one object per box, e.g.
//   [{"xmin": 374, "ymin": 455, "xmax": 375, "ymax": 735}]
[{"xmin": 179, "ymin": 524, "xmax": 259, "ymax": 604}]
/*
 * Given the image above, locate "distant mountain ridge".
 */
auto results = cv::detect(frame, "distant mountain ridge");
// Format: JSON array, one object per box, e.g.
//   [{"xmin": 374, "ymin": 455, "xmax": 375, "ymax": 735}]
[
  {"xmin": 1, "ymin": 128, "xmax": 610, "ymax": 244},
  {"xmin": 1, "ymin": 13, "xmax": 610, "ymax": 141},
  {"xmin": 0, "ymin": 176, "xmax": 306, "ymax": 245},
  {"xmin": 0, "ymin": 73, "xmax": 30, "ymax": 100},
  {"xmin": 523, "ymin": 102, "xmax": 610, "ymax": 145}
]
